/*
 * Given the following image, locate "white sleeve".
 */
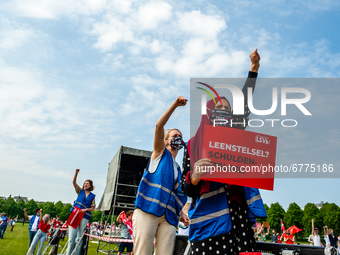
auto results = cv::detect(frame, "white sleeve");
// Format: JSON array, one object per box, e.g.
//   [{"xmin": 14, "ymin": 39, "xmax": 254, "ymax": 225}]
[{"xmin": 148, "ymin": 153, "xmax": 162, "ymax": 173}]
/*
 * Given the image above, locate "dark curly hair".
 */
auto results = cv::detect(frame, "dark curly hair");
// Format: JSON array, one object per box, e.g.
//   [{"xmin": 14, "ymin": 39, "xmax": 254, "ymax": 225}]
[{"xmin": 83, "ymin": 179, "xmax": 94, "ymax": 191}]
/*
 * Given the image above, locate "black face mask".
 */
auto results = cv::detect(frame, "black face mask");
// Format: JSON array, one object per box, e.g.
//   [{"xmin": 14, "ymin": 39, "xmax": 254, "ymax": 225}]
[
  {"xmin": 170, "ymin": 137, "xmax": 185, "ymax": 150},
  {"xmin": 210, "ymin": 109, "xmax": 232, "ymax": 127}
]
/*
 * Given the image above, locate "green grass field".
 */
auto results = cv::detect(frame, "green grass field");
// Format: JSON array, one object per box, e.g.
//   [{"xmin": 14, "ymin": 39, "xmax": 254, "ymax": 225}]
[
  {"xmin": 0, "ymin": 223, "xmax": 311, "ymax": 255},
  {"xmin": 0, "ymin": 223, "xmax": 120, "ymax": 255}
]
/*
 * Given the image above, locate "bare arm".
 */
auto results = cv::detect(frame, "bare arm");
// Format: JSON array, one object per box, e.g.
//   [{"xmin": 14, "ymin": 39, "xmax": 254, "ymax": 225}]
[
  {"xmin": 23, "ymin": 208, "xmax": 29, "ymax": 219},
  {"xmin": 152, "ymin": 96, "xmax": 187, "ymax": 161},
  {"xmin": 73, "ymin": 169, "xmax": 81, "ymax": 194},
  {"xmin": 323, "ymin": 226, "xmax": 328, "ymax": 236},
  {"xmin": 249, "ymin": 49, "xmax": 260, "ymax": 73},
  {"xmin": 39, "ymin": 209, "xmax": 43, "ymax": 222},
  {"xmin": 87, "ymin": 206, "xmax": 95, "ymax": 212},
  {"xmin": 312, "ymin": 219, "xmax": 315, "ymax": 236},
  {"xmin": 116, "ymin": 211, "xmax": 123, "ymax": 224},
  {"xmin": 179, "ymin": 210, "xmax": 190, "ymax": 226},
  {"xmin": 80, "ymin": 198, "xmax": 96, "ymax": 214}
]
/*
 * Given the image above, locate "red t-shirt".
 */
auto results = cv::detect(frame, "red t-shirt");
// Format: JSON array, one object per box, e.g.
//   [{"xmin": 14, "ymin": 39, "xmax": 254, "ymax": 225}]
[
  {"xmin": 54, "ymin": 220, "xmax": 61, "ymax": 228},
  {"xmin": 38, "ymin": 221, "xmax": 50, "ymax": 233},
  {"xmin": 283, "ymin": 233, "xmax": 294, "ymax": 244}
]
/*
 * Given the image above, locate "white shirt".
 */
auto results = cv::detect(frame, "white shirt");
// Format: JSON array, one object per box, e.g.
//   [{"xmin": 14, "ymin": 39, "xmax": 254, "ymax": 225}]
[
  {"xmin": 325, "ymin": 235, "xmax": 330, "ymax": 245},
  {"xmin": 28, "ymin": 215, "xmax": 40, "ymax": 232},
  {"xmin": 313, "ymin": 235, "xmax": 321, "ymax": 246},
  {"xmin": 149, "ymin": 152, "xmax": 180, "ymax": 187}
]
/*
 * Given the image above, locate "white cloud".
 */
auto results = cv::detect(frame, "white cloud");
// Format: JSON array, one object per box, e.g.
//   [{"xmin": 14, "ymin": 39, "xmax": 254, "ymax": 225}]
[
  {"xmin": 0, "ymin": 27, "xmax": 34, "ymax": 50},
  {"xmin": 8, "ymin": 0, "xmax": 108, "ymax": 19},
  {"xmin": 136, "ymin": 1, "xmax": 172, "ymax": 30},
  {"xmin": 150, "ymin": 40, "xmax": 161, "ymax": 53},
  {"xmin": 0, "ymin": 60, "xmax": 118, "ymax": 145},
  {"xmin": 120, "ymin": 74, "xmax": 185, "ymax": 118},
  {"xmin": 91, "ymin": 16, "xmax": 134, "ymax": 51},
  {"xmin": 107, "ymin": 0, "xmax": 135, "ymax": 14},
  {"xmin": 178, "ymin": 10, "xmax": 227, "ymax": 39},
  {"xmin": 0, "ymin": 16, "xmax": 41, "ymax": 51}
]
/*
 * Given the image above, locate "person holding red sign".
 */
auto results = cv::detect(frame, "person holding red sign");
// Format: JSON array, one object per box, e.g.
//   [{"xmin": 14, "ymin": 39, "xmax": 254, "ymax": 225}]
[
  {"xmin": 133, "ymin": 96, "xmax": 189, "ymax": 255},
  {"xmin": 66, "ymin": 169, "xmax": 95, "ymax": 255},
  {"xmin": 117, "ymin": 210, "xmax": 134, "ymax": 255},
  {"xmin": 181, "ymin": 49, "xmax": 267, "ymax": 255}
]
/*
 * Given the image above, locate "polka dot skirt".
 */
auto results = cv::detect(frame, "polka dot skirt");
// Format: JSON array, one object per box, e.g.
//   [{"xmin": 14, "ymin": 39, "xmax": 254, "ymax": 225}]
[{"xmin": 190, "ymin": 200, "xmax": 256, "ymax": 255}]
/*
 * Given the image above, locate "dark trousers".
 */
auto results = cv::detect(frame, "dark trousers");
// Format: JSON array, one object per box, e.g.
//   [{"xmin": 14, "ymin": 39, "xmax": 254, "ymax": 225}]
[{"xmin": 0, "ymin": 226, "xmax": 6, "ymax": 238}]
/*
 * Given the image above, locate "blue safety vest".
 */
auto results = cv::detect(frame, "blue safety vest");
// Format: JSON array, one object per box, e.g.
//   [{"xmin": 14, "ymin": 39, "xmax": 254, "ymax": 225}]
[
  {"xmin": 188, "ymin": 182, "xmax": 266, "ymax": 242},
  {"xmin": 135, "ymin": 148, "xmax": 188, "ymax": 227},
  {"xmin": 1, "ymin": 216, "xmax": 8, "ymax": 227},
  {"xmin": 71, "ymin": 189, "xmax": 96, "ymax": 220},
  {"xmin": 28, "ymin": 215, "xmax": 39, "ymax": 231}
]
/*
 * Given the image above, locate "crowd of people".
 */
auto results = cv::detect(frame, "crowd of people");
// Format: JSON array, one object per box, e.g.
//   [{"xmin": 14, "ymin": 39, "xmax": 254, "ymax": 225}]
[
  {"xmin": 3, "ymin": 48, "xmax": 337, "ymax": 255},
  {"xmin": 254, "ymin": 219, "xmax": 340, "ymax": 252},
  {"xmin": 0, "ymin": 168, "xmax": 96, "ymax": 255},
  {"xmin": 2, "ymin": 49, "xmax": 263, "ymax": 255},
  {"xmin": 22, "ymin": 208, "xmax": 69, "ymax": 255}
]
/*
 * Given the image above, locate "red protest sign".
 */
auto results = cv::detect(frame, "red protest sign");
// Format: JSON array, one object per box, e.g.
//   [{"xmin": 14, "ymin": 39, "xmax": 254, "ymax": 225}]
[
  {"xmin": 201, "ymin": 125, "xmax": 277, "ymax": 190},
  {"xmin": 67, "ymin": 206, "xmax": 85, "ymax": 229}
]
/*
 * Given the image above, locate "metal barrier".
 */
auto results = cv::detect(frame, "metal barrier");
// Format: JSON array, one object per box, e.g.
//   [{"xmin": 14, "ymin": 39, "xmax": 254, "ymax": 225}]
[
  {"xmin": 83, "ymin": 232, "xmax": 339, "ymax": 255},
  {"xmin": 256, "ymin": 242, "xmax": 338, "ymax": 255}
]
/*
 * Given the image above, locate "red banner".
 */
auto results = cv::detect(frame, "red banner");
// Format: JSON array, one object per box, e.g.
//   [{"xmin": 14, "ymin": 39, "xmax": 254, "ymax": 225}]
[
  {"xmin": 118, "ymin": 212, "xmax": 133, "ymax": 239},
  {"xmin": 67, "ymin": 206, "xmax": 85, "ymax": 229},
  {"xmin": 201, "ymin": 125, "xmax": 277, "ymax": 190}
]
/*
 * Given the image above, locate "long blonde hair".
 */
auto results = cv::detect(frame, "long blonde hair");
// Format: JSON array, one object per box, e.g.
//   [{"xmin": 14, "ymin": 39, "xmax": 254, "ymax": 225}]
[{"xmin": 164, "ymin": 128, "xmax": 182, "ymax": 143}]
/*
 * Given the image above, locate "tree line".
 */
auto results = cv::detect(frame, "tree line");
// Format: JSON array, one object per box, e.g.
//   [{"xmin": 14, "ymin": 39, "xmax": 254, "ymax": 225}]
[
  {"xmin": 0, "ymin": 197, "xmax": 105, "ymax": 223},
  {"xmin": 2, "ymin": 197, "xmax": 339, "ymax": 235}
]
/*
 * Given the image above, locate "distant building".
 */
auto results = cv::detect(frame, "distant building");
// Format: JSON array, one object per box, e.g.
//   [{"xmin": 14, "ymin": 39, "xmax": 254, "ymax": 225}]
[
  {"xmin": 315, "ymin": 201, "xmax": 325, "ymax": 209},
  {"xmin": 13, "ymin": 196, "xmax": 29, "ymax": 203},
  {"xmin": 0, "ymin": 196, "xmax": 6, "ymax": 201},
  {"xmin": 301, "ymin": 201, "xmax": 325, "ymax": 210}
]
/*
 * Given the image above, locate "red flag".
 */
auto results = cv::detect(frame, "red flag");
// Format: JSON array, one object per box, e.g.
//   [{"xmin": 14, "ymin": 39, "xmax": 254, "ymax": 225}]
[
  {"xmin": 288, "ymin": 225, "xmax": 302, "ymax": 235},
  {"xmin": 281, "ymin": 219, "xmax": 285, "ymax": 233},
  {"xmin": 118, "ymin": 212, "xmax": 133, "ymax": 239}
]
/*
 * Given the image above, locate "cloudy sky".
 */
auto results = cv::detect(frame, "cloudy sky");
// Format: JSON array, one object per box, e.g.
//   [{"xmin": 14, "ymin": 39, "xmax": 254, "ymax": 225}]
[{"xmin": 0, "ymin": 0, "xmax": 339, "ymax": 210}]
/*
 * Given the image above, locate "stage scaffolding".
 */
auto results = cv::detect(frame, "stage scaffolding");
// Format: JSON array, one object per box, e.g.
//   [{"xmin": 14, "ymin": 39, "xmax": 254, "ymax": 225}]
[{"xmin": 96, "ymin": 146, "xmax": 151, "ymax": 255}]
